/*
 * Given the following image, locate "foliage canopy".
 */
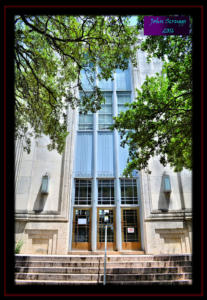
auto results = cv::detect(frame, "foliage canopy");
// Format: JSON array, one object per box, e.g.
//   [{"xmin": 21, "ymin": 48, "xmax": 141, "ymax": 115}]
[
  {"xmin": 112, "ymin": 16, "xmax": 192, "ymax": 174},
  {"xmin": 15, "ymin": 15, "xmax": 139, "ymax": 153}
]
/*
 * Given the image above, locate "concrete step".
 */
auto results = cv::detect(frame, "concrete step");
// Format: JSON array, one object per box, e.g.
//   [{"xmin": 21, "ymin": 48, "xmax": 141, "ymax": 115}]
[
  {"xmin": 15, "ymin": 279, "xmax": 193, "ymax": 286},
  {"xmin": 15, "ymin": 272, "xmax": 192, "ymax": 281},
  {"xmin": 15, "ymin": 254, "xmax": 192, "ymax": 263},
  {"xmin": 15, "ymin": 266, "xmax": 192, "ymax": 274},
  {"xmin": 15, "ymin": 254, "xmax": 192, "ymax": 285},
  {"xmin": 67, "ymin": 251, "xmax": 145, "ymax": 255},
  {"xmin": 15, "ymin": 260, "xmax": 191, "ymax": 269}
]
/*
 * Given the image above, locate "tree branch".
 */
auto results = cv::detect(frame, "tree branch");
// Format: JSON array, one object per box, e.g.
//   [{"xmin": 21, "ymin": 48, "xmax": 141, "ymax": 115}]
[
  {"xmin": 17, "ymin": 50, "xmax": 57, "ymax": 107},
  {"xmin": 21, "ymin": 15, "xmax": 87, "ymax": 43}
]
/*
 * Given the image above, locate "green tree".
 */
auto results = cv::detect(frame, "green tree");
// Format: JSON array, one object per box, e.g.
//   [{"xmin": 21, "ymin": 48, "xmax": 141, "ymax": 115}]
[
  {"xmin": 15, "ymin": 15, "xmax": 139, "ymax": 153},
  {"xmin": 112, "ymin": 16, "xmax": 192, "ymax": 174}
]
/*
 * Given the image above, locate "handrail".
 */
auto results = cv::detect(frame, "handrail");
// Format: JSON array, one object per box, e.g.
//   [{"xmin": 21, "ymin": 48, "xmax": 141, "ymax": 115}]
[{"xmin": 103, "ymin": 225, "xmax": 107, "ymax": 285}]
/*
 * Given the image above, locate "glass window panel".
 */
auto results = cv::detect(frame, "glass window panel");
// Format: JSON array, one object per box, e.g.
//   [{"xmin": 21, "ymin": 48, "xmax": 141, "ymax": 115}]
[
  {"xmin": 78, "ymin": 92, "xmax": 93, "ymax": 130},
  {"xmin": 98, "ymin": 93, "xmax": 113, "ymax": 130},
  {"xmin": 102, "ymin": 186, "xmax": 110, "ymax": 198},
  {"xmin": 123, "ymin": 210, "xmax": 139, "ymax": 242},
  {"xmin": 125, "ymin": 186, "xmax": 134, "ymax": 198},
  {"xmin": 80, "ymin": 69, "xmax": 95, "ymax": 91},
  {"xmin": 118, "ymin": 106, "xmax": 127, "ymax": 113},
  {"xmin": 120, "ymin": 179, "xmax": 138, "ymax": 205},
  {"xmin": 79, "ymin": 124, "xmax": 92, "ymax": 130},
  {"xmin": 98, "ymin": 209, "xmax": 114, "ymax": 242},
  {"xmin": 74, "ymin": 209, "xmax": 90, "ymax": 242},
  {"xmin": 79, "ymin": 114, "xmax": 93, "ymax": 123},
  {"xmin": 97, "ymin": 67, "xmax": 113, "ymax": 91},
  {"xmin": 117, "ymin": 92, "xmax": 131, "ymax": 114},
  {"xmin": 98, "ymin": 180, "xmax": 115, "ymax": 205},
  {"xmin": 99, "ymin": 115, "xmax": 106, "ymax": 124},
  {"xmin": 105, "ymin": 96, "xmax": 112, "ymax": 104},
  {"xmin": 74, "ymin": 180, "xmax": 92, "ymax": 205},
  {"xmin": 104, "ymin": 115, "xmax": 113, "ymax": 123},
  {"xmin": 100, "ymin": 105, "xmax": 112, "ymax": 113},
  {"xmin": 116, "ymin": 66, "xmax": 131, "ymax": 91},
  {"xmin": 79, "ymin": 186, "xmax": 87, "ymax": 198},
  {"xmin": 78, "ymin": 113, "xmax": 93, "ymax": 130}
]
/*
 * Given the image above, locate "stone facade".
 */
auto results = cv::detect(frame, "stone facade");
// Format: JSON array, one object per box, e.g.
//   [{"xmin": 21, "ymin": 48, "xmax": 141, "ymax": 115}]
[
  {"xmin": 15, "ymin": 43, "xmax": 192, "ymax": 255},
  {"xmin": 15, "ymin": 105, "xmax": 77, "ymax": 255}
]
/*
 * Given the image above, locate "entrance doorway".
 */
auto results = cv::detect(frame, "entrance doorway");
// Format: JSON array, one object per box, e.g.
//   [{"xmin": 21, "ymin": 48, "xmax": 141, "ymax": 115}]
[
  {"xmin": 72, "ymin": 208, "xmax": 91, "ymax": 250},
  {"xmin": 121, "ymin": 208, "xmax": 141, "ymax": 250},
  {"xmin": 97, "ymin": 208, "xmax": 116, "ymax": 250}
]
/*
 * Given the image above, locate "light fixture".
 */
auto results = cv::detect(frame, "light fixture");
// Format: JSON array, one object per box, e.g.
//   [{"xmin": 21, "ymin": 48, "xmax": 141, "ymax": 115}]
[
  {"xmin": 163, "ymin": 175, "xmax": 171, "ymax": 193},
  {"xmin": 41, "ymin": 173, "xmax": 49, "ymax": 194}
]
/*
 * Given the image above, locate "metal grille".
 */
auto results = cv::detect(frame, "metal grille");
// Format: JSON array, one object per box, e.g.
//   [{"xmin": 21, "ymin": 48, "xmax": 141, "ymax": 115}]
[
  {"xmin": 73, "ymin": 209, "xmax": 90, "ymax": 242},
  {"xmin": 98, "ymin": 180, "xmax": 115, "ymax": 205},
  {"xmin": 120, "ymin": 179, "xmax": 138, "ymax": 204},
  {"xmin": 74, "ymin": 179, "xmax": 92, "ymax": 205},
  {"xmin": 98, "ymin": 209, "xmax": 114, "ymax": 242},
  {"xmin": 122, "ymin": 209, "xmax": 139, "ymax": 242}
]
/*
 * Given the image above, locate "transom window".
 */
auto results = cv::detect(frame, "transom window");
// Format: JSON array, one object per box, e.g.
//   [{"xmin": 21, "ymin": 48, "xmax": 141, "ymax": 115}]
[
  {"xmin": 75, "ymin": 179, "xmax": 92, "ymax": 205},
  {"xmin": 98, "ymin": 180, "xmax": 115, "ymax": 205},
  {"xmin": 98, "ymin": 93, "xmax": 113, "ymax": 130},
  {"xmin": 120, "ymin": 179, "xmax": 138, "ymax": 205}
]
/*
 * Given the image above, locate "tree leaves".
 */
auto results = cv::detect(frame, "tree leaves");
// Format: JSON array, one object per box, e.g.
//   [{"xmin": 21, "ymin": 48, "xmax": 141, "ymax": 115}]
[
  {"xmin": 112, "ymin": 28, "xmax": 192, "ymax": 175},
  {"xmin": 15, "ymin": 15, "xmax": 139, "ymax": 153}
]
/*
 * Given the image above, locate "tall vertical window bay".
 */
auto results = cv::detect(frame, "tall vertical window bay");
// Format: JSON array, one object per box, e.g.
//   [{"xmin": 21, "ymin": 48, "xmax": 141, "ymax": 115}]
[{"xmin": 98, "ymin": 92, "xmax": 113, "ymax": 130}]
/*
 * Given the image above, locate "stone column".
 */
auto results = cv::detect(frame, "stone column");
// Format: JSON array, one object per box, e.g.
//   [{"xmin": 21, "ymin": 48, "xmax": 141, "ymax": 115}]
[
  {"xmin": 113, "ymin": 73, "xmax": 122, "ymax": 251},
  {"xmin": 92, "ymin": 111, "xmax": 98, "ymax": 251},
  {"xmin": 15, "ymin": 138, "xmax": 24, "ymax": 190},
  {"xmin": 91, "ymin": 70, "xmax": 98, "ymax": 251}
]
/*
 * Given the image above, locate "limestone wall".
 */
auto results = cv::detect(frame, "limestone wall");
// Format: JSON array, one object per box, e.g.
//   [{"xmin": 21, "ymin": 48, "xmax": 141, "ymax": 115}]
[
  {"xmin": 15, "ymin": 104, "xmax": 77, "ymax": 255},
  {"xmin": 15, "ymin": 220, "xmax": 69, "ymax": 254},
  {"xmin": 15, "ymin": 135, "xmax": 62, "ymax": 214},
  {"xmin": 139, "ymin": 156, "xmax": 192, "ymax": 255}
]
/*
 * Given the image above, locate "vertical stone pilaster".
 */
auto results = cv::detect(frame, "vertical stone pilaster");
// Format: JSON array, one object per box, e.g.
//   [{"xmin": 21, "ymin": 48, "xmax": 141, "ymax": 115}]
[
  {"xmin": 91, "ymin": 79, "xmax": 98, "ymax": 250},
  {"xmin": 113, "ymin": 73, "xmax": 122, "ymax": 251},
  {"xmin": 15, "ymin": 139, "xmax": 24, "ymax": 189}
]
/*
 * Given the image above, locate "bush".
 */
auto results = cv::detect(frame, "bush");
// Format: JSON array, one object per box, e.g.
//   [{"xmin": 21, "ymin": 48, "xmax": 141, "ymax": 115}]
[{"xmin": 15, "ymin": 240, "xmax": 23, "ymax": 254}]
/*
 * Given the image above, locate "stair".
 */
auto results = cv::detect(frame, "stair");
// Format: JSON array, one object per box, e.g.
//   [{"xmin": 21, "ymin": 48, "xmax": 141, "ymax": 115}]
[{"xmin": 15, "ymin": 254, "xmax": 192, "ymax": 285}]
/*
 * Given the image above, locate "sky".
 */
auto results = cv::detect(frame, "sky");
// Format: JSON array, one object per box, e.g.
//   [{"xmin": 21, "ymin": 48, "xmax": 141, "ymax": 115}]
[{"xmin": 128, "ymin": 16, "xmax": 138, "ymax": 26}]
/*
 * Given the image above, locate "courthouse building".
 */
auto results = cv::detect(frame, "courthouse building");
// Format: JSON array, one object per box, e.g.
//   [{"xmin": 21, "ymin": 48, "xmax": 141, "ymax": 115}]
[{"xmin": 15, "ymin": 39, "xmax": 192, "ymax": 255}]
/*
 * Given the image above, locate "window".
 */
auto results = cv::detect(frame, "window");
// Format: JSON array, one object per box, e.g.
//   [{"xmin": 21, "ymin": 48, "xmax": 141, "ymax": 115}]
[
  {"xmin": 98, "ymin": 180, "xmax": 115, "ymax": 205},
  {"xmin": 78, "ymin": 112, "xmax": 93, "ymax": 130},
  {"xmin": 120, "ymin": 179, "xmax": 138, "ymax": 205},
  {"xmin": 75, "ymin": 179, "xmax": 92, "ymax": 205},
  {"xmin": 98, "ymin": 93, "xmax": 113, "ymax": 130},
  {"xmin": 117, "ymin": 92, "xmax": 131, "ymax": 114},
  {"xmin": 116, "ymin": 67, "xmax": 131, "ymax": 91},
  {"xmin": 78, "ymin": 93, "xmax": 93, "ymax": 130}
]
